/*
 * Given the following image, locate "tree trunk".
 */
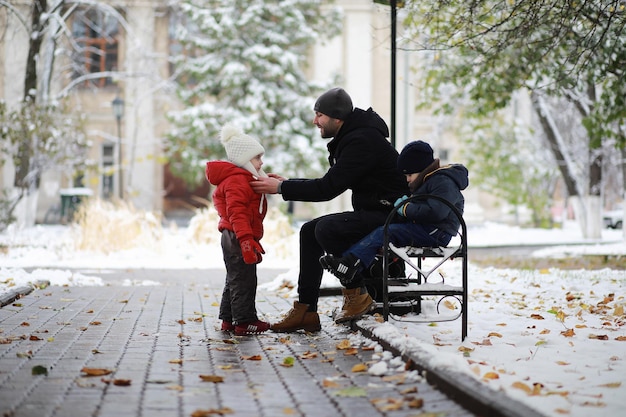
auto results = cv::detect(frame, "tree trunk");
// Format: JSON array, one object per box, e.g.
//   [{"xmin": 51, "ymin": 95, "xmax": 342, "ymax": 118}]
[
  {"xmin": 621, "ymin": 146, "xmax": 626, "ymax": 240},
  {"xmin": 530, "ymin": 93, "xmax": 579, "ymax": 198},
  {"xmin": 15, "ymin": 0, "xmax": 46, "ymax": 190},
  {"xmin": 587, "ymin": 147, "xmax": 602, "ymax": 239}
]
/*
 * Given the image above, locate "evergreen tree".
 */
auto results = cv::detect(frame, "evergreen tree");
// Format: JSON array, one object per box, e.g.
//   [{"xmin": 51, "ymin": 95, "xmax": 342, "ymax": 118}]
[{"xmin": 167, "ymin": 0, "xmax": 341, "ymax": 185}]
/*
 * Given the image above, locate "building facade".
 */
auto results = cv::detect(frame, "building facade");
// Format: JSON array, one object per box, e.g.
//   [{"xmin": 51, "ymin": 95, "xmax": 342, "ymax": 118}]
[{"xmin": 1, "ymin": 0, "xmax": 489, "ymax": 224}]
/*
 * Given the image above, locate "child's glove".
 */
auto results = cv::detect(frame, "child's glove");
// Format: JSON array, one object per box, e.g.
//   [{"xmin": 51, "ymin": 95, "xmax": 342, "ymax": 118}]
[
  {"xmin": 240, "ymin": 238, "xmax": 265, "ymax": 264},
  {"xmin": 394, "ymin": 195, "xmax": 409, "ymax": 216}
]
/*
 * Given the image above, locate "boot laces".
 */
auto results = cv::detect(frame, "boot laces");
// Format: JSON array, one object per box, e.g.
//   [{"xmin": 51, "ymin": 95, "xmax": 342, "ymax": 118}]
[{"xmin": 343, "ymin": 293, "xmax": 358, "ymax": 307}]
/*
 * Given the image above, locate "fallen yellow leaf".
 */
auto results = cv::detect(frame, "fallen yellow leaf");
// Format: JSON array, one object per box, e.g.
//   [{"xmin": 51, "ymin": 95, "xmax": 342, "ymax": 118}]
[
  {"xmin": 351, "ymin": 363, "xmax": 367, "ymax": 373},
  {"xmin": 512, "ymin": 381, "xmax": 532, "ymax": 394},
  {"xmin": 81, "ymin": 367, "xmax": 112, "ymax": 376}
]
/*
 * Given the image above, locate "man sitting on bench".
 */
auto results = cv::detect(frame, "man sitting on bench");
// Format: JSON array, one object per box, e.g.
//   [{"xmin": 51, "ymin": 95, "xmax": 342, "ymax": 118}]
[{"xmin": 320, "ymin": 140, "xmax": 469, "ymax": 318}]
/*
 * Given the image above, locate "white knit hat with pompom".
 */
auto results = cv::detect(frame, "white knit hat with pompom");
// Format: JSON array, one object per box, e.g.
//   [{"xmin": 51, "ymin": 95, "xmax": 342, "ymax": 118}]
[{"xmin": 220, "ymin": 124, "xmax": 265, "ymax": 176}]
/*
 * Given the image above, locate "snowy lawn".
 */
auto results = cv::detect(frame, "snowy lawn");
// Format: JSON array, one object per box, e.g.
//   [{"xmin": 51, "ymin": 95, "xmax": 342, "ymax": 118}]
[{"xmin": 0, "ymin": 203, "xmax": 624, "ymax": 417}]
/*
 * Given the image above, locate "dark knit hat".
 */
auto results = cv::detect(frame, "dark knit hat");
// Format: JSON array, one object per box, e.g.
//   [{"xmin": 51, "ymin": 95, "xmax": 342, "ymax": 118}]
[
  {"xmin": 313, "ymin": 88, "xmax": 353, "ymax": 119},
  {"xmin": 397, "ymin": 140, "xmax": 434, "ymax": 174}
]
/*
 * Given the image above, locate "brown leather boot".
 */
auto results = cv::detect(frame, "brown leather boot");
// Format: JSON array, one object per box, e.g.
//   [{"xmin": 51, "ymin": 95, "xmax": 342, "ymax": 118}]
[
  {"xmin": 334, "ymin": 287, "xmax": 376, "ymax": 323},
  {"xmin": 271, "ymin": 301, "xmax": 321, "ymax": 333}
]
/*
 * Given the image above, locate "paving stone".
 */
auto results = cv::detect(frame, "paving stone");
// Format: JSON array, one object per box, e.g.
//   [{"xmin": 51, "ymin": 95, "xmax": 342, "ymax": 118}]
[{"xmin": 0, "ymin": 270, "xmax": 484, "ymax": 417}]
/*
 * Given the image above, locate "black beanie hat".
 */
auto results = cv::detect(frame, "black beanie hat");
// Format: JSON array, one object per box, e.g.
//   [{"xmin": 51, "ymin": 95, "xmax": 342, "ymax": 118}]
[
  {"xmin": 313, "ymin": 88, "xmax": 353, "ymax": 120},
  {"xmin": 397, "ymin": 140, "xmax": 435, "ymax": 174}
]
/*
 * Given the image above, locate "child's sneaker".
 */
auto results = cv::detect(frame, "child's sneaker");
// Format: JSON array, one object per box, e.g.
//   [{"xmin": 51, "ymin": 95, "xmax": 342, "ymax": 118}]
[
  {"xmin": 234, "ymin": 320, "xmax": 270, "ymax": 336},
  {"xmin": 221, "ymin": 321, "xmax": 235, "ymax": 331}
]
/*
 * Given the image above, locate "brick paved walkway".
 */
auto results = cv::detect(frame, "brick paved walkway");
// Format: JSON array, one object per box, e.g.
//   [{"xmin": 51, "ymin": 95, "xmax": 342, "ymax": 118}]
[{"xmin": 0, "ymin": 278, "xmax": 474, "ymax": 417}]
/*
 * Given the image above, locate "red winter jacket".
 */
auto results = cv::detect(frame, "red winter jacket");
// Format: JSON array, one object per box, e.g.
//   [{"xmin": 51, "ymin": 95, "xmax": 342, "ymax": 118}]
[{"xmin": 205, "ymin": 161, "xmax": 266, "ymax": 242}]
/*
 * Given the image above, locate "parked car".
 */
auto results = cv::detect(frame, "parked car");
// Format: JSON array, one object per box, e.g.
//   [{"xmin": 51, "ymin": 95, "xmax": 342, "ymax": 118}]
[{"xmin": 603, "ymin": 207, "xmax": 623, "ymax": 229}]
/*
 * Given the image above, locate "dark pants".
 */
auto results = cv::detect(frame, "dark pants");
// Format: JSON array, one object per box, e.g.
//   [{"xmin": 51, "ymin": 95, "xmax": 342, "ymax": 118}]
[
  {"xmin": 347, "ymin": 223, "xmax": 452, "ymax": 268},
  {"xmin": 298, "ymin": 210, "xmax": 389, "ymax": 310},
  {"xmin": 219, "ymin": 229, "xmax": 258, "ymax": 324}
]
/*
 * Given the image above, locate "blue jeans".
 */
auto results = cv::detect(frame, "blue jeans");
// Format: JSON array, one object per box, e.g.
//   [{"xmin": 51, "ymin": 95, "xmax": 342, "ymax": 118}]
[{"xmin": 346, "ymin": 223, "xmax": 452, "ymax": 269}]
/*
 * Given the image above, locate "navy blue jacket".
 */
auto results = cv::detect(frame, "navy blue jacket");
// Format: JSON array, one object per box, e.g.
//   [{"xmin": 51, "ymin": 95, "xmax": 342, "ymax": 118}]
[
  {"xmin": 281, "ymin": 107, "xmax": 408, "ymax": 212},
  {"xmin": 403, "ymin": 164, "xmax": 469, "ymax": 235}
]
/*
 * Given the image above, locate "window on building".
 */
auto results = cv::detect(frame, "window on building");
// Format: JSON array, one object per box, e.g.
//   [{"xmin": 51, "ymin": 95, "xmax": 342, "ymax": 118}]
[
  {"xmin": 102, "ymin": 143, "xmax": 115, "ymax": 199},
  {"xmin": 72, "ymin": 9, "xmax": 120, "ymax": 88}
]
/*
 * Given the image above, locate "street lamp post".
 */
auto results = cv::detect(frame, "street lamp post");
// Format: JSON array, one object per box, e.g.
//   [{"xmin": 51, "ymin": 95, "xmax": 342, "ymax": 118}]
[
  {"xmin": 374, "ymin": 0, "xmax": 399, "ymax": 148},
  {"xmin": 111, "ymin": 96, "xmax": 124, "ymax": 199}
]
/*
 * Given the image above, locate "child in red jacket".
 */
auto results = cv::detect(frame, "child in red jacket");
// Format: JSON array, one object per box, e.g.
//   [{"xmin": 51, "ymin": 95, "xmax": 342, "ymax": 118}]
[{"xmin": 206, "ymin": 124, "xmax": 269, "ymax": 335}]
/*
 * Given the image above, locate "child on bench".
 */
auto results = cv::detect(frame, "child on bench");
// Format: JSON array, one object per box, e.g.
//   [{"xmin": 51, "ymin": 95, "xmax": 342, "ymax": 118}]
[{"xmin": 320, "ymin": 140, "xmax": 468, "ymax": 286}]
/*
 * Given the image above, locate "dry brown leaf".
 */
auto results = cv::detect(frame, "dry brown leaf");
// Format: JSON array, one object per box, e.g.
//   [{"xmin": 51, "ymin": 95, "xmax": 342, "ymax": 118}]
[
  {"xmin": 458, "ymin": 346, "xmax": 474, "ymax": 353},
  {"xmin": 556, "ymin": 361, "xmax": 570, "ymax": 366},
  {"xmin": 299, "ymin": 351, "xmax": 317, "ymax": 359},
  {"xmin": 382, "ymin": 373, "xmax": 406, "ymax": 384},
  {"xmin": 199, "ymin": 374, "xmax": 224, "ymax": 383},
  {"xmin": 615, "ymin": 336, "xmax": 626, "ymax": 341},
  {"xmin": 488, "ymin": 332, "xmax": 502, "ymax": 338},
  {"xmin": 191, "ymin": 408, "xmax": 234, "ymax": 416},
  {"xmin": 530, "ymin": 314, "xmax": 545, "ymax": 320},
  {"xmin": 371, "ymin": 397, "xmax": 404, "ymax": 411},
  {"xmin": 598, "ymin": 382, "xmax": 621, "ymax": 388},
  {"xmin": 540, "ymin": 329, "xmax": 551, "ymax": 334},
  {"xmin": 344, "ymin": 348, "xmax": 359, "ymax": 356},
  {"xmin": 322, "ymin": 379, "xmax": 340, "ymax": 388},
  {"xmin": 561, "ymin": 328, "xmax": 575, "ymax": 337},
  {"xmin": 589, "ymin": 334, "xmax": 609, "ymax": 340},
  {"xmin": 176, "ymin": 319, "xmax": 186, "ymax": 325},
  {"xmin": 101, "ymin": 378, "xmax": 131, "ymax": 386},
  {"xmin": 169, "ymin": 359, "xmax": 183, "ymax": 364},
  {"xmin": 89, "ymin": 321, "xmax": 101, "ymax": 326},
  {"xmin": 81, "ymin": 367, "xmax": 112, "ymax": 376},
  {"xmin": 351, "ymin": 363, "xmax": 367, "ymax": 373},
  {"xmin": 29, "ymin": 335, "xmax": 42, "ymax": 341},
  {"xmin": 241, "ymin": 355, "xmax": 262, "ymax": 361},
  {"xmin": 472, "ymin": 339, "xmax": 492, "ymax": 346},
  {"xmin": 336, "ymin": 339, "xmax": 351, "ymax": 350},
  {"xmin": 406, "ymin": 397, "xmax": 424, "ymax": 409}
]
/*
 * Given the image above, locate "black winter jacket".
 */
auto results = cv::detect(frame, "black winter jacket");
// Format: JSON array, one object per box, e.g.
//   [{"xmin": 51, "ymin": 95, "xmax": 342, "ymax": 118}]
[
  {"xmin": 280, "ymin": 107, "xmax": 408, "ymax": 212},
  {"xmin": 402, "ymin": 164, "xmax": 469, "ymax": 236}
]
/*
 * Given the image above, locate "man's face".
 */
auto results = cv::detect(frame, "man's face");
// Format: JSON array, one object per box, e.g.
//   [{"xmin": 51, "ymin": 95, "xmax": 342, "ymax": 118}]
[{"xmin": 313, "ymin": 112, "xmax": 342, "ymax": 138}]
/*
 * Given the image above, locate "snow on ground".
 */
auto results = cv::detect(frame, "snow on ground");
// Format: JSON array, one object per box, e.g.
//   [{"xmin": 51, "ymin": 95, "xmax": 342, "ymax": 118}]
[{"xmin": 0, "ymin": 216, "xmax": 625, "ymax": 417}]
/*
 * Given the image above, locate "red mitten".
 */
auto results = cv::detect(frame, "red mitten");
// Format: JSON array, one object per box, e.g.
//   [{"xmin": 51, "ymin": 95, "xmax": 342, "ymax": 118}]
[{"xmin": 240, "ymin": 238, "xmax": 264, "ymax": 264}]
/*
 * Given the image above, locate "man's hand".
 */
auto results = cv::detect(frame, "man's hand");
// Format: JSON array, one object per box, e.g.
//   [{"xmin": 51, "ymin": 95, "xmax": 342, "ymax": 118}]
[{"xmin": 250, "ymin": 176, "xmax": 282, "ymax": 194}]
